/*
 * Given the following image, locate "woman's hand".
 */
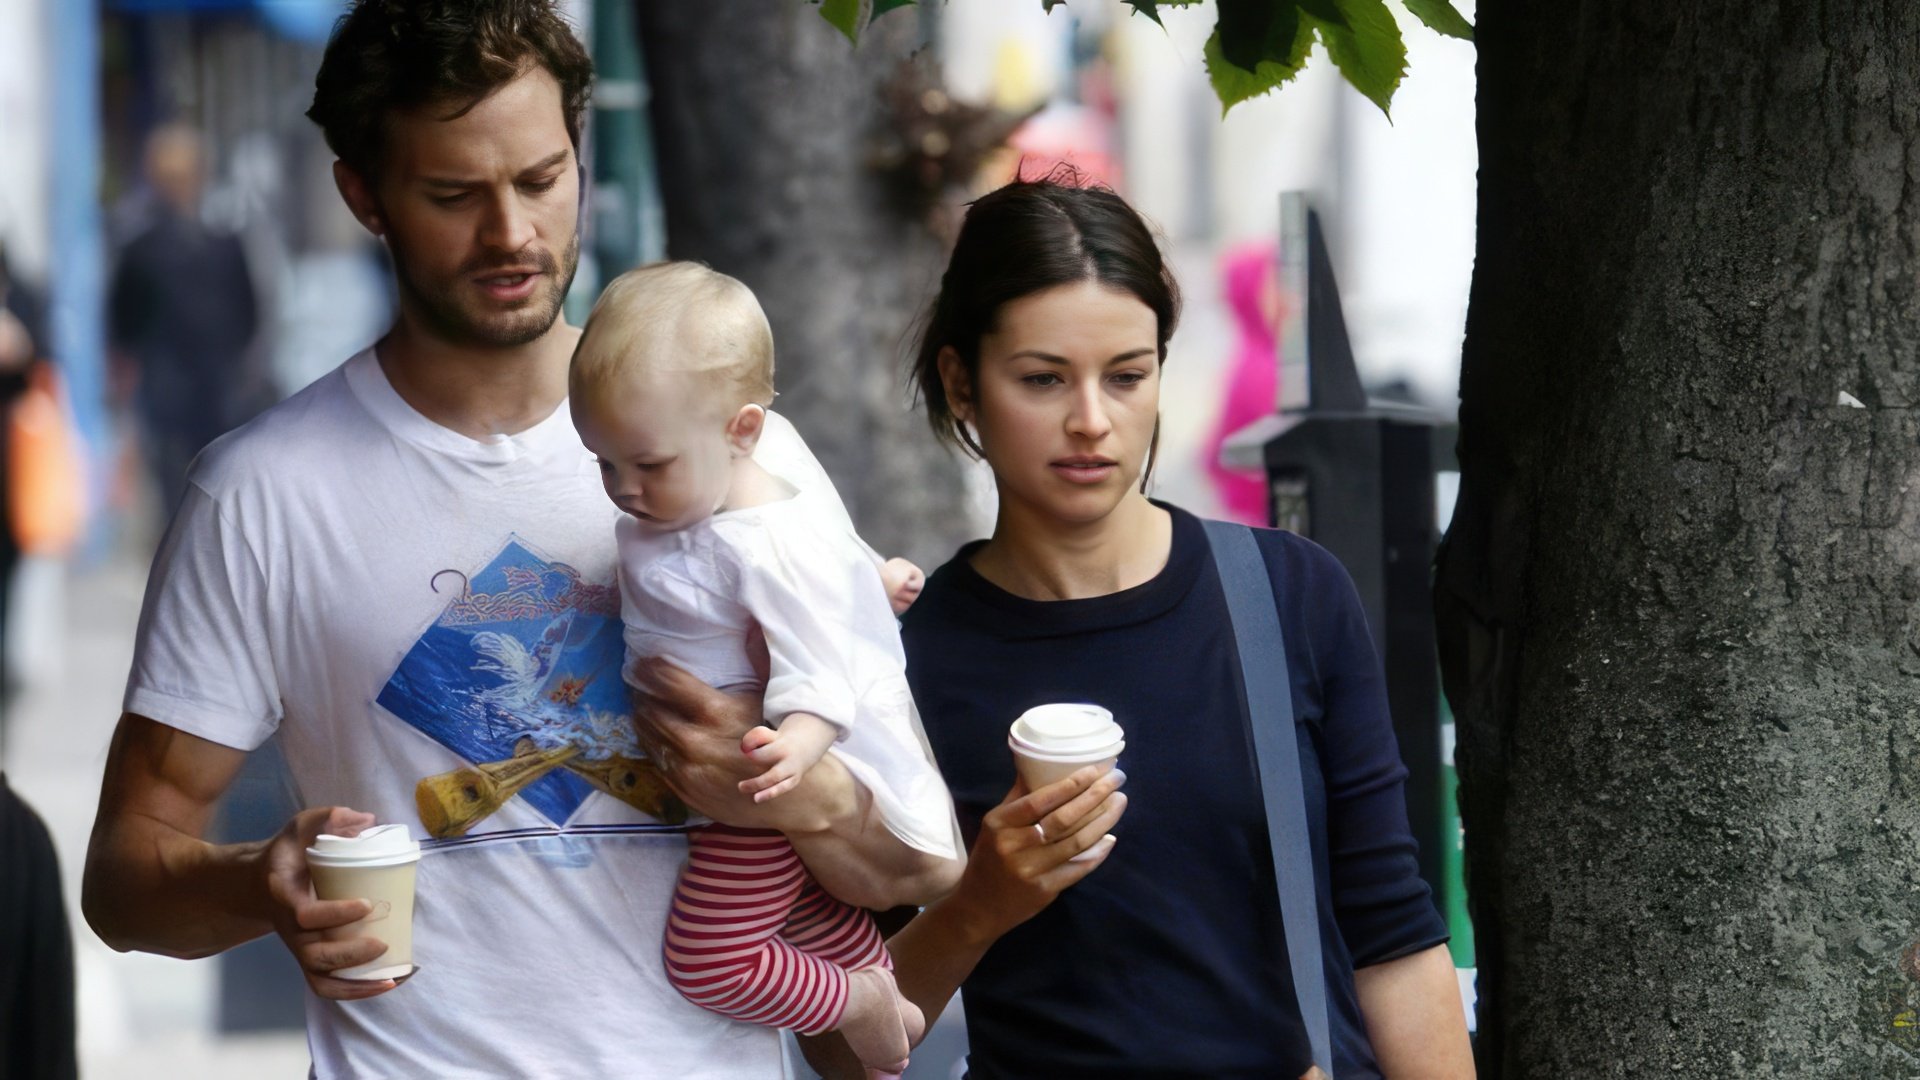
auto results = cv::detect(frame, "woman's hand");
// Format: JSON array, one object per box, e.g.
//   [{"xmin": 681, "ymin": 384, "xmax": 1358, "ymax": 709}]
[{"xmin": 947, "ymin": 765, "xmax": 1129, "ymax": 941}]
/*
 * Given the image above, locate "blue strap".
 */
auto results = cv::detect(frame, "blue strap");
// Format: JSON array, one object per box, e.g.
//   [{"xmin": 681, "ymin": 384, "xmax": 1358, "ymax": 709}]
[{"xmin": 1202, "ymin": 519, "xmax": 1333, "ymax": 1077}]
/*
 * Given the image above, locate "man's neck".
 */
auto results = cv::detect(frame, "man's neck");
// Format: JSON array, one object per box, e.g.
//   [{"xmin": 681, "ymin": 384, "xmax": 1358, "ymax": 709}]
[{"xmin": 375, "ymin": 314, "xmax": 581, "ymax": 440}]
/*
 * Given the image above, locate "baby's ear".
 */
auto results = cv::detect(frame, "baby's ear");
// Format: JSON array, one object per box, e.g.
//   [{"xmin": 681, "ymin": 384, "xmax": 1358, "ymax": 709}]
[{"xmin": 727, "ymin": 403, "xmax": 766, "ymax": 455}]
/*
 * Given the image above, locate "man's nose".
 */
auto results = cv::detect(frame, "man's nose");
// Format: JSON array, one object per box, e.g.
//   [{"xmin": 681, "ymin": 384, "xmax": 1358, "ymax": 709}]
[{"xmin": 478, "ymin": 190, "xmax": 537, "ymax": 254}]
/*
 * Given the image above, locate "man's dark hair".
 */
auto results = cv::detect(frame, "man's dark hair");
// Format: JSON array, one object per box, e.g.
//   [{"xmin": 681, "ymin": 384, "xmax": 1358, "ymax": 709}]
[{"xmin": 307, "ymin": 0, "xmax": 593, "ymax": 178}]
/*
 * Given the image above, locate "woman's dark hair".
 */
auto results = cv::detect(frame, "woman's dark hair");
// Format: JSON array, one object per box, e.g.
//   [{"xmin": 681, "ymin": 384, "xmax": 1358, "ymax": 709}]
[
  {"xmin": 306, "ymin": 0, "xmax": 593, "ymax": 179},
  {"xmin": 911, "ymin": 174, "xmax": 1182, "ymax": 471}
]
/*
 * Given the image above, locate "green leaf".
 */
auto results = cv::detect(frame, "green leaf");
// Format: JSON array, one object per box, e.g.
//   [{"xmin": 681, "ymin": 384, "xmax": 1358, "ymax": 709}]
[
  {"xmin": 1122, "ymin": 0, "xmax": 1201, "ymax": 26},
  {"xmin": 818, "ymin": 0, "xmax": 866, "ymax": 43},
  {"xmin": 1203, "ymin": 21, "xmax": 1314, "ymax": 114},
  {"xmin": 874, "ymin": 0, "xmax": 915, "ymax": 13},
  {"xmin": 1041, "ymin": 0, "xmax": 1066, "ymax": 10},
  {"xmin": 1304, "ymin": 0, "xmax": 1405, "ymax": 117},
  {"xmin": 1402, "ymin": 0, "xmax": 1473, "ymax": 41}
]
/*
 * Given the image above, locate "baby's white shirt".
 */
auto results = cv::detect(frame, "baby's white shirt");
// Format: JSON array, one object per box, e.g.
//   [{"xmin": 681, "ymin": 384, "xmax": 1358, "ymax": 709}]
[{"xmin": 617, "ymin": 481, "xmax": 958, "ymax": 860}]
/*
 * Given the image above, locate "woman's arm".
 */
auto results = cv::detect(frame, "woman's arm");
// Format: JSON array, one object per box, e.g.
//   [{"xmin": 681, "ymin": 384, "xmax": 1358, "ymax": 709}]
[
  {"xmin": 1355, "ymin": 943, "xmax": 1475, "ymax": 1079},
  {"xmin": 798, "ymin": 766, "xmax": 1129, "ymax": 1080}
]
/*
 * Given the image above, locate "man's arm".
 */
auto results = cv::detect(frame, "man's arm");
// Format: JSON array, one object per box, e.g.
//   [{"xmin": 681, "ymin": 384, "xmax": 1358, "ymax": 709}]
[
  {"xmin": 1354, "ymin": 943, "xmax": 1476, "ymax": 1079},
  {"xmin": 627, "ymin": 657, "xmax": 963, "ymax": 910},
  {"xmin": 83, "ymin": 713, "xmax": 397, "ymax": 1000}
]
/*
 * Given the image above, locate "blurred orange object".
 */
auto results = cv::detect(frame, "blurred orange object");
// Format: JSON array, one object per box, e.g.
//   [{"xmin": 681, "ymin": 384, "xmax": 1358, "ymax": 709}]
[{"xmin": 9, "ymin": 362, "xmax": 88, "ymax": 556}]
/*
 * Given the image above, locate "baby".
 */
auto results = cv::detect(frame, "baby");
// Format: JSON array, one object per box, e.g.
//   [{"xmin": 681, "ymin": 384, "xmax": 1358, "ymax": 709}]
[{"xmin": 570, "ymin": 262, "xmax": 955, "ymax": 1075}]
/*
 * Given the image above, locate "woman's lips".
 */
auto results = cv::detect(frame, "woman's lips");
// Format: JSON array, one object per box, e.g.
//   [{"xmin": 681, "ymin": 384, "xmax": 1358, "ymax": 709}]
[{"xmin": 1050, "ymin": 458, "xmax": 1118, "ymax": 484}]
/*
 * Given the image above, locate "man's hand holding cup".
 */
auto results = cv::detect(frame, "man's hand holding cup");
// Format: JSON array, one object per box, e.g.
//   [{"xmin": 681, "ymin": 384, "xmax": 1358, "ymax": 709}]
[{"xmin": 261, "ymin": 806, "xmax": 408, "ymax": 1001}]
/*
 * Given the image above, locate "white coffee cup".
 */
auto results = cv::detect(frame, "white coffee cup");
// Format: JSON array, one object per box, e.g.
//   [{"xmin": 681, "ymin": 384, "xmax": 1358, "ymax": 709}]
[
  {"xmin": 305, "ymin": 823, "xmax": 422, "ymax": 981},
  {"xmin": 1008, "ymin": 704, "xmax": 1125, "ymax": 791}
]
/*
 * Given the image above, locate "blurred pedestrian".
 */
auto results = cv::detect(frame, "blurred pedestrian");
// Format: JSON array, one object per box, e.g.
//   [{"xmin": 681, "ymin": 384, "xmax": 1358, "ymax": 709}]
[
  {"xmin": 108, "ymin": 124, "xmax": 260, "ymax": 516},
  {"xmin": 0, "ymin": 245, "xmax": 43, "ymax": 711},
  {"xmin": 1203, "ymin": 240, "xmax": 1285, "ymax": 526},
  {"xmin": 0, "ymin": 771, "xmax": 79, "ymax": 1080}
]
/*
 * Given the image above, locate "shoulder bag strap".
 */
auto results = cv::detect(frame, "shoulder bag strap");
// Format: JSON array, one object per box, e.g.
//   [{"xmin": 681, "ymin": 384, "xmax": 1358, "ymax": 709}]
[{"xmin": 1202, "ymin": 518, "xmax": 1333, "ymax": 1078}]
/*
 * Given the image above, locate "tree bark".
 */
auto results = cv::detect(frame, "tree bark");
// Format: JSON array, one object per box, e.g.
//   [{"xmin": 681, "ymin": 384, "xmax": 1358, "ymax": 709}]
[
  {"xmin": 1438, "ymin": 2, "xmax": 1920, "ymax": 1075},
  {"xmin": 636, "ymin": 3, "xmax": 973, "ymax": 566}
]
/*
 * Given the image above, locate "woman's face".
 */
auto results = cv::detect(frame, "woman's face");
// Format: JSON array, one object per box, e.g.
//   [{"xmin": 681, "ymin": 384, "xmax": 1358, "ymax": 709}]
[{"xmin": 946, "ymin": 280, "xmax": 1162, "ymax": 528}]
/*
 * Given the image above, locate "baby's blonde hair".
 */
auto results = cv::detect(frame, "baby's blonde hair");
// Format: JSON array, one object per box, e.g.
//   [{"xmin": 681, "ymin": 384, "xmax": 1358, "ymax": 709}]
[{"xmin": 571, "ymin": 261, "xmax": 775, "ymax": 410}]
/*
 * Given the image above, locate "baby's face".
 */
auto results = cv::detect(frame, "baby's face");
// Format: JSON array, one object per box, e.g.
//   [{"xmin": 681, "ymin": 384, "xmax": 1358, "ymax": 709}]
[{"xmin": 573, "ymin": 369, "xmax": 739, "ymax": 532}]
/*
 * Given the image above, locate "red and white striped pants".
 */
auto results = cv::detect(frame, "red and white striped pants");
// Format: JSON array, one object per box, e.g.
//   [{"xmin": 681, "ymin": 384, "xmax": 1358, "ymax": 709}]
[{"xmin": 664, "ymin": 823, "xmax": 889, "ymax": 1035}]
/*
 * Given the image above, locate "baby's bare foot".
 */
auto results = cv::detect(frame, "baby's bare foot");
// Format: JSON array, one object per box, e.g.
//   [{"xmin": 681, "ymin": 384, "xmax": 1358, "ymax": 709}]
[{"xmin": 837, "ymin": 966, "xmax": 912, "ymax": 1073}]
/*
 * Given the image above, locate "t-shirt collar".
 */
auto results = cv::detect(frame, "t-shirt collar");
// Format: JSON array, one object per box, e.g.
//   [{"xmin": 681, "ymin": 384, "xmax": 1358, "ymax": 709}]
[{"xmin": 343, "ymin": 347, "xmax": 580, "ymax": 465}]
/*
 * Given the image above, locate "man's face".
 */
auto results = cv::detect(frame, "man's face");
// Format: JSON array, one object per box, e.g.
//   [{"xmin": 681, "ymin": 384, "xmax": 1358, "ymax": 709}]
[{"xmin": 371, "ymin": 66, "xmax": 580, "ymax": 348}]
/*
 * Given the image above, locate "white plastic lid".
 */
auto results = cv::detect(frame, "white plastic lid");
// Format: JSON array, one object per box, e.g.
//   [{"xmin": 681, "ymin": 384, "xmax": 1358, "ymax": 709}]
[
  {"xmin": 1010, "ymin": 704, "xmax": 1124, "ymax": 756},
  {"xmin": 305, "ymin": 823, "xmax": 421, "ymax": 867}
]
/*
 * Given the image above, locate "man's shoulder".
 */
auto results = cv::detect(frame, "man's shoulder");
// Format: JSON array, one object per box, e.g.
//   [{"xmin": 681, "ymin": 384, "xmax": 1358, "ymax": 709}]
[{"xmin": 186, "ymin": 358, "xmax": 372, "ymax": 497}]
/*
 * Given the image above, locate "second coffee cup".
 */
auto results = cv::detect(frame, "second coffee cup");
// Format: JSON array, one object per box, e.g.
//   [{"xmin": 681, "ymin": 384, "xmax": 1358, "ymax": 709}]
[{"xmin": 1008, "ymin": 703, "xmax": 1125, "ymax": 790}]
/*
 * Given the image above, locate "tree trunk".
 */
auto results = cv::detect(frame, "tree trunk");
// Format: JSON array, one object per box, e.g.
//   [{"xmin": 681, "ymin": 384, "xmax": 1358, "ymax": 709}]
[
  {"xmin": 1438, "ymin": 2, "xmax": 1920, "ymax": 1075},
  {"xmin": 636, "ymin": 3, "xmax": 974, "ymax": 566}
]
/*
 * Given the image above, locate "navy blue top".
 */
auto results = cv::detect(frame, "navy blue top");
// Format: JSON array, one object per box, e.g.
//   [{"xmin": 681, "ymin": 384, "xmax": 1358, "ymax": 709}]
[{"xmin": 900, "ymin": 504, "xmax": 1448, "ymax": 1080}]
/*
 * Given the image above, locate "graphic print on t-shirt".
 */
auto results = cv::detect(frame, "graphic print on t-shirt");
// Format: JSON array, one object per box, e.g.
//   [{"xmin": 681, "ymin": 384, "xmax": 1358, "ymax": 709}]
[{"xmin": 377, "ymin": 535, "xmax": 686, "ymax": 838}]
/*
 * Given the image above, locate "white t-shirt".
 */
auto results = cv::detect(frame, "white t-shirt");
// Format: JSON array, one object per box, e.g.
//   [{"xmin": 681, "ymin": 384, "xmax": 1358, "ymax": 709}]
[
  {"xmin": 617, "ymin": 486, "xmax": 958, "ymax": 861},
  {"xmin": 124, "ymin": 349, "xmax": 821, "ymax": 1079}
]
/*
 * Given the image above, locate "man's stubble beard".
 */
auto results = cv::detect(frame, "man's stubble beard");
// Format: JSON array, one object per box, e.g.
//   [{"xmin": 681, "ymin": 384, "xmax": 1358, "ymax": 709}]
[{"xmin": 389, "ymin": 228, "xmax": 581, "ymax": 349}]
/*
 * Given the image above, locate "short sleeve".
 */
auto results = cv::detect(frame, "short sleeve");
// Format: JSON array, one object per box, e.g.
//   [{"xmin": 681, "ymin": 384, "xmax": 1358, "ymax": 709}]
[
  {"xmin": 122, "ymin": 482, "xmax": 282, "ymax": 750},
  {"xmin": 1293, "ymin": 539, "xmax": 1450, "ymax": 968}
]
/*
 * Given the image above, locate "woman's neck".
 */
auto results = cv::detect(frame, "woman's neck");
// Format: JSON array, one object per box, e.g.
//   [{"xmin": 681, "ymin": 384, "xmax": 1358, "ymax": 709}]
[{"xmin": 971, "ymin": 492, "xmax": 1173, "ymax": 601}]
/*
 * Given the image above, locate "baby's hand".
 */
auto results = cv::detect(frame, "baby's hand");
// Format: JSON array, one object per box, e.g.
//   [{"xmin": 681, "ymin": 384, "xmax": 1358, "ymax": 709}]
[
  {"xmin": 737, "ymin": 713, "xmax": 841, "ymax": 803},
  {"xmin": 880, "ymin": 557, "xmax": 925, "ymax": 615}
]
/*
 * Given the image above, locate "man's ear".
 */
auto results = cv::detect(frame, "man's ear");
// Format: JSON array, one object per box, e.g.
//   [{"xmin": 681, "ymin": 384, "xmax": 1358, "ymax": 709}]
[
  {"xmin": 727, "ymin": 404, "xmax": 766, "ymax": 456},
  {"xmin": 937, "ymin": 347, "xmax": 974, "ymax": 424},
  {"xmin": 333, "ymin": 160, "xmax": 386, "ymax": 239}
]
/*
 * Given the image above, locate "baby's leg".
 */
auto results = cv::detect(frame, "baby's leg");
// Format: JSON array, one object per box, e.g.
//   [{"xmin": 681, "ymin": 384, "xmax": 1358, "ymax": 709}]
[
  {"xmin": 786, "ymin": 879, "xmax": 924, "ymax": 1072},
  {"xmin": 665, "ymin": 824, "xmax": 851, "ymax": 1034}
]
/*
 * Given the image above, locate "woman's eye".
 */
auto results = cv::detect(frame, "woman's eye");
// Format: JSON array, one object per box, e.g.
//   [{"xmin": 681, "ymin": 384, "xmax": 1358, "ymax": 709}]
[
  {"xmin": 432, "ymin": 193, "xmax": 471, "ymax": 208},
  {"xmin": 1111, "ymin": 371, "xmax": 1148, "ymax": 386},
  {"xmin": 522, "ymin": 177, "xmax": 560, "ymax": 195},
  {"xmin": 1021, "ymin": 372, "xmax": 1063, "ymax": 387},
  {"xmin": 595, "ymin": 459, "xmax": 612, "ymax": 473}
]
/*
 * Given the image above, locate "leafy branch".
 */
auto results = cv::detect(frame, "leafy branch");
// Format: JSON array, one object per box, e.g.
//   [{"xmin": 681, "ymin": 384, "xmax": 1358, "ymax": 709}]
[{"xmin": 807, "ymin": 0, "xmax": 1472, "ymax": 116}]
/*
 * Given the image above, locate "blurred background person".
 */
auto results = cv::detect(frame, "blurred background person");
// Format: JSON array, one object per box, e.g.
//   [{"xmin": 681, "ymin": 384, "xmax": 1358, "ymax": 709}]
[
  {"xmin": 0, "ymin": 769, "xmax": 80, "ymax": 1080},
  {"xmin": 1203, "ymin": 240, "xmax": 1284, "ymax": 526},
  {"xmin": 108, "ymin": 124, "xmax": 259, "ymax": 518},
  {"xmin": 0, "ymin": 242, "xmax": 45, "ymax": 712}
]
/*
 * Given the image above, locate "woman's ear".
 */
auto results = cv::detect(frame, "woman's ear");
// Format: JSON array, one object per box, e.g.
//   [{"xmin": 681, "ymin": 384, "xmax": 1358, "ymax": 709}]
[
  {"xmin": 937, "ymin": 347, "xmax": 975, "ymax": 424},
  {"xmin": 726, "ymin": 403, "xmax": 766, "ymax": 456}
]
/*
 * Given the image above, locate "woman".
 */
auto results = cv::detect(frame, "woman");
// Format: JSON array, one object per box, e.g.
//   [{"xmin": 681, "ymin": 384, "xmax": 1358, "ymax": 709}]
[{"xmin": 822, "ymin": 177, "xmax": 1473, "ymax": 1079}]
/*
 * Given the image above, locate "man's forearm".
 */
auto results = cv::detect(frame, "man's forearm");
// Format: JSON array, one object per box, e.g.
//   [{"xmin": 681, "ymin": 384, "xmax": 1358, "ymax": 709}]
[
  {"xmin": 83, "ymin": 815, "xmax": 272, "ymax": 959},
  {"xmin": 783, "ymin": 755, "xmax": 963, "ymax": 910}
]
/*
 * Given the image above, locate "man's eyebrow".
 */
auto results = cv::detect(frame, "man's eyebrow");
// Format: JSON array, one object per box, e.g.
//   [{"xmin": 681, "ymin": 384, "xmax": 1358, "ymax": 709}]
[
  {"xmin": 422, "ymin": 150, "xmax": 572, "ymax": 189},
  {"xmin": 1005, "ymin": 348, "xmax": 1157, "ymax": 365},
  {"xmin": 517, "ymin": 149, "xmax": 572, "ymax": 177}
]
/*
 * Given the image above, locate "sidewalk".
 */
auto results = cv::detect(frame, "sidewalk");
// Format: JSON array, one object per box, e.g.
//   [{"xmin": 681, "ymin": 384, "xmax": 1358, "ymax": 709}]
[{"xmin": 3, "ymin": 544, "xmax": 310, "ymax": 1079}]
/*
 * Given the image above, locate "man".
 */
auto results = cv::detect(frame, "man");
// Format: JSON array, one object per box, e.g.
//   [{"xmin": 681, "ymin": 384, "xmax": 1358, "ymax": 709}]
[
  {"xmin": 108, "ymin": 124, "xmax": 261, "ymax": 515},
  {"xmin": 81, "ymin": 4, "xmax": 961, "ymax": 1077}
]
